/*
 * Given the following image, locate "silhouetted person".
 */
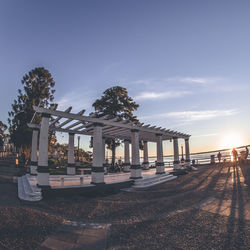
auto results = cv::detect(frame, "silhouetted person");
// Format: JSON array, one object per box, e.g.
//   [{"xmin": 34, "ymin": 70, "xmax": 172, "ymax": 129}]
[
  {"xmin": 245, "ymin": 146, "xmax": 249, "ymax": 160},
  {"xmin": 232, "ymin": 148, "xmax": 238, "ymax": 163},
  {"xmin": 118, "ymin": 157, "xmax": 122, "ymax": 166},
  {"xmin": 217, "ymin": 151, "xmax": 222, "ymax": 163},
  {"xmin": 192, "ymin": 159, "xmax": 195, "ymax": 166}
]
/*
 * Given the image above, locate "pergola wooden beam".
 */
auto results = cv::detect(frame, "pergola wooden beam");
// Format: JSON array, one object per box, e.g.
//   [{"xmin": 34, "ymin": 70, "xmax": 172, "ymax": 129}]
[
  {"xmin": 64, "ymin": 120, "xmax": 84, "ymax": 130},
  {"xmin": 49, "ymin": 106, "xmax": 72, "ymax": 127},
  {"xmin": 55, "ymin": 109, "xmax": 85, "ymax": 129},
  {"xmin": 32, "ymin": 106, "xmax": 190, "ymax": 139}
]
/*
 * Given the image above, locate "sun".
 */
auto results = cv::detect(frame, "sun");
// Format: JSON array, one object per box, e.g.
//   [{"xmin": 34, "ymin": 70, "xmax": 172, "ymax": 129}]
[{"xmin": 220, "ymin": 133, "xmax": 244, "ymax": 149}]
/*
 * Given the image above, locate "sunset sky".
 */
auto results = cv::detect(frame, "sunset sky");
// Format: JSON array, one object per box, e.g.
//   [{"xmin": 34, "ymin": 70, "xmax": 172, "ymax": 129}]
[{"xmin": 1, "ymin": 0, "xmax": 250, "ymax": 156}]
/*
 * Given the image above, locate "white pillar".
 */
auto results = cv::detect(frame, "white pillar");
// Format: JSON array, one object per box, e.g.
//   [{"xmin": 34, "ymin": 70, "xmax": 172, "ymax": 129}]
[
  {"xmin": 173, "ymin": 137, "xmax": 180, "ymax": 170},
  {"xmin": 185, "ymin": 138, "xmax": 191, "ymax": 166},
  {"xmin": 142, "ymin": 141, "xmax": 149, "ymax": 170},
  {"xmin": 67, "ymin": 133, "xmax": 76, "ymax": 175},
  {"xmin": 130, "ymin": 129, "xmax": 142, "ymax": 179},
  {"xmin": 102, "ymin": 137, "xmax": 107, "ymax": 173},
  {"xmin": 123, "ymin": 139, "xmax": 131, "ymax": 172},
  {"xmin": 30, "ymin": 129, "xmax": 39, "ymax": 175},
  {"xmin": 37, "ymin": 114, "xmax": 50, "ymax": 187},
  {"xmin": 156, "ymin": 134, "xmax": 165, "ymax": 174},
  {"xmin": 91, "ymin": 123, "xmax": 105, "ymax": 184}
]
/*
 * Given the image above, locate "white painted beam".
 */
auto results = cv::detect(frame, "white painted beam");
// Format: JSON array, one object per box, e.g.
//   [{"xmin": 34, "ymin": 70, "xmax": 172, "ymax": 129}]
[
  {"xmin": 32, "ymin": 106, "xmax": 189, "ymax": 139},
  {"xmin": 49, "ymin": 106, "xmax": 72, "ymax": 127}
]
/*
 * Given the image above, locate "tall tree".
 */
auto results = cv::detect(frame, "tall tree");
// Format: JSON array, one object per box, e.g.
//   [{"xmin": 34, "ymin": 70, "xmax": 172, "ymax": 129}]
[
  {"xmin": 91, "ymin": 86, "xmax": 139, "ymax": 165},
  {"xmin": 0, "ymin": 121, "xmax": 7, "ymax": 147},
  {"xmin": 8, "ymin": 67, "xmax": 56, "ymax": 160}
]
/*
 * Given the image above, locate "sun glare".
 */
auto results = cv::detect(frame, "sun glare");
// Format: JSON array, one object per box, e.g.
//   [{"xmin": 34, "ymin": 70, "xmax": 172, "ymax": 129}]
[{"xmin": 220, "ymin": 133, "xmax": 244, "ymax": 149}]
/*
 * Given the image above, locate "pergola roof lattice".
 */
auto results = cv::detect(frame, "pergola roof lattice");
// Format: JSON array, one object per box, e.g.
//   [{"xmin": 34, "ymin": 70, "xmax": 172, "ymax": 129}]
[{"xmin": 28, "ymin": 106, "xmax": 190, "ymax": 142}]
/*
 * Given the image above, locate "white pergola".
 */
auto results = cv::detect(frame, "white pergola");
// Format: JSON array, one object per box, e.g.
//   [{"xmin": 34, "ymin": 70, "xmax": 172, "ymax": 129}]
[{"xmin": 28, "ymin": 105, "xmax": 191, "ymax": 188}]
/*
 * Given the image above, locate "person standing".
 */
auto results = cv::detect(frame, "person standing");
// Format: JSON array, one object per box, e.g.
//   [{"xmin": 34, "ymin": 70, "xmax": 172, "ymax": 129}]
[
  {"xmin": 244, "ymin": 146, "xmax": 249, "ymax": 163},
  {"xmin": 232, "ymin": 148, "xmax": 238, "ymax": 163},
  {"xmin": 217, "ymin": 151, "xmax": 222, "ymax": 163}
]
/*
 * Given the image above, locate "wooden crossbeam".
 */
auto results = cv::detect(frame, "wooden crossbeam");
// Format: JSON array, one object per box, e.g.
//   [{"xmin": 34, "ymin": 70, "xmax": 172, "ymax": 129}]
[
  {"xmin": 50, "ymin": 106, "xmax": 72, "ymax": 127},
  {"xmin": 99, "ymin": 114, "xmax": 110, "ymax": 120},
  {"xmin": 72, "ymin": 124, "xmax": 87, "ymax": 131},
  {"xmin": 103, "ymin": 126, "xmax": 128, "ymax": 133},
  {"xmin": 103, "ymin": 127, "xmax": 128, "ymax": 134},
  {"xmin": 33, "ymin": 106, "xmax": 189, "ymax": 139},
  {"xmin": 64, "ymin": 120, "xmax": 84, "ymax": 130},
  {"xmin": 56, "ymin": 109, "xmax": 85, "ymax": 128}
]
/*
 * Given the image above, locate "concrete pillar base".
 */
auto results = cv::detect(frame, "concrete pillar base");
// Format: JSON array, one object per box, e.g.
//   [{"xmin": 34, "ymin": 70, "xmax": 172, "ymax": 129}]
[
  {"xmin": 142, "ymin": 162, "xmax": 150, "ymax": 170},
  {"xmin": 156, "ymin": 162, "xmax": 165, "ymax": 174},
  {"xmin": 30, "ymin": 165, "xmax": 37, "ymax": 175},
  {"xmin": 91, "ymin": 169, "xmax": 105, "ymax": 184},
  {"xmin": 156, "ymin": 165, "xmax": 165, "ymax": 174},
  {"xmin": 130, "ymin": 167, "xmax": 142, "ymax": 179},
  {"xmin": 37, "ymin": 172, "xmax": 50, "ymax": 187},
  {"xmin": 67, "ymin": 166, "xmax": 76, "ymax": 175}
]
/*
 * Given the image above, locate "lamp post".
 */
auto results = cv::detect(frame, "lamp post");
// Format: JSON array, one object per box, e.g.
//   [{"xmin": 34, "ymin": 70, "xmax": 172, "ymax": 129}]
[
  {"xmin": 181, "ymin": 144, "xmax": 184, "ymax": 162},
  {"xmin": 77, "ymin": 136, "xmax": 80, "ymax": 162}
]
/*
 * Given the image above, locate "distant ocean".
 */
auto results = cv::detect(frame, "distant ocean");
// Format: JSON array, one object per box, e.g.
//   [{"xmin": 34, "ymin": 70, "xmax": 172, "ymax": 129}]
[{"xmin": 111, "ymin": 145, "xmax": 250, "ymax": 166}]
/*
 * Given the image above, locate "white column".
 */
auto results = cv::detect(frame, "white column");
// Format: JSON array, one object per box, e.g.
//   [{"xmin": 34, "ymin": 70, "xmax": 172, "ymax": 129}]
[
  {"xmin": 123, "ymin": 139, "xmax": 131, "ymax": 172},
  {"xmin": 185, "ymin": 138, "xmax": 191, "ymax": 166},
  {"xmin": 91, "ymin": 123, "xmax": 105, "ymax": 184},
  {"xmin": 67, "ymin": 133, "xmax": 76, "ymax": 175},
  {"xmin": 173, "ymin": 137, "xmax": 180, "ymax": 170},
  {"xmin": 102, "ymin": 137, "xmax": 107, "ymax": 173},
  {"xmin": 30, "ymin": 129, "xmax": 39, "ymax": 175},
  {"xmin": 142, "ymin": 141, "xmax": 149, "ymax": 170},
  {"xmin": 156, "ymin": 134, "xmax": 165, "ymax": 174},
  {"xmin": 130, "ymin": 129, "xmax": 142, "ymax": 179},
  {"xmin": 37, "ymin": 114, "xmax": 50, "ymax": 187}
]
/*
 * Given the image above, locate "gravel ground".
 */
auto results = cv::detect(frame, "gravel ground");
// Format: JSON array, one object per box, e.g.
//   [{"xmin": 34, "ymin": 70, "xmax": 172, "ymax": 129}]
[
  {"xmin": 0, "ymin": 162, "xmax": 249, "ymax": 249},
  {"xmin": 0, "ymin": 167, "xmax": 63, "ymax": 249}
]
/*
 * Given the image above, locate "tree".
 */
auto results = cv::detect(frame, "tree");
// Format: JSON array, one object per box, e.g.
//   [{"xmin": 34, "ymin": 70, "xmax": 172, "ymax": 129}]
[
  {"xmin": 0, "ymin": 121, "xmax": 7, "ymax": 147},
  {"xmin": 91, "ymin": 86, "xmax": 139, "ymax": 165},
  {"xmin": 8, "ymin": 67, "xmax": 56, "ymax": 161}
]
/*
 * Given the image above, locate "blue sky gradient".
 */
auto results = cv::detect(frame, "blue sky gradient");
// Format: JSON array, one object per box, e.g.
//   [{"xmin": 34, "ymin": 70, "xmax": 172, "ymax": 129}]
[{"xmin": 1, "ymin": 0, "xmax": 250, "ymax": 155}]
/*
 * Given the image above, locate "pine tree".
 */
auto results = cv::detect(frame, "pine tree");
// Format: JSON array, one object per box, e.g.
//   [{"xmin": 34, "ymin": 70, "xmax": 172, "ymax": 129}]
[
  {"xmin": 8, "ymin": 67, "xmax": 56, "ymax": 161},
  {"xmin": 0, "ymin": 121, "xmax": 7, "ymax": 147},
  {"xmin": 91, "ymin": 86, "xmax": 139, "ymax": 165}
]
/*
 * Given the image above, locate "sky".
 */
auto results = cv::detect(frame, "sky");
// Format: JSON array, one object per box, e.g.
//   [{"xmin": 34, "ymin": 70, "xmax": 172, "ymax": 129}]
[{"xmin": 0, "ymin": 0, "xmax": 250, "ymax": 156}]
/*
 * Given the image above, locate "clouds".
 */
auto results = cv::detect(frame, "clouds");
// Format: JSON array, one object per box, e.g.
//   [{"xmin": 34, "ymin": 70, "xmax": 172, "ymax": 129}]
[
  {"xmin": 134, "ymin": 90, "xmax": 192, "ymax": 100},
  {"xmin": 192, "ymin": 133, "xmax": 218, "ymax": 138},
  {"xmin": 56, "ymin": 91, "xmax": 95, "ymax": 113},
  {"xmin": 130, "ymin": 76, "xmax": 225, "ymax": 101},
  {"xmin": 178, "ymin": 77, "xmax": 208, "ymax": 84},
  {"xmin": 163, "ymin": 109, "xmax": 239, "ymax": 121},
  {"xmin": 140, "ymin": 109, "xmax": 239, "ymax": 122},
  {"xmin": 176, "ymin": 76, "xmax": 221, "ymax": 84},
  {"xmin": 129, "ymin": 76, "xmax": 222, "ymax": 86}
]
